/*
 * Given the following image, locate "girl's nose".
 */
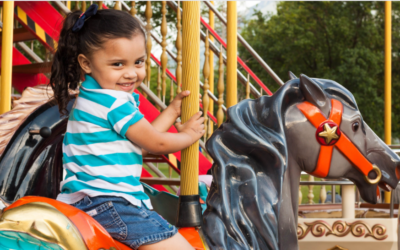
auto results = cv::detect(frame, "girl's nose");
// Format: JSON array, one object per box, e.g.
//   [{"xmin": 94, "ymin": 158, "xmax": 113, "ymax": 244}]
[{"xmin": 124, "ymin": 71, "xmax": 137, "ymax": 80}]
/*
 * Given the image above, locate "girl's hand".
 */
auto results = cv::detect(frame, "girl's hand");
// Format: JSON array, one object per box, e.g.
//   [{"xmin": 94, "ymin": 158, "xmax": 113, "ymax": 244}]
[
  {"xmin": 169, "ymin": 90, "xmax": 202, "ymax": 117},
  {"xmin": 175, "ymin": 111, "xmax": 205, "ymax": 143}
]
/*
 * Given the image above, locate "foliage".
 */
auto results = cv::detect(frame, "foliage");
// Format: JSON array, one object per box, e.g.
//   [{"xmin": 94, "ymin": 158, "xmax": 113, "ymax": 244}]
[{"xmin": 239, "ymin": 2, "xmax": 400, "ymax": 139}]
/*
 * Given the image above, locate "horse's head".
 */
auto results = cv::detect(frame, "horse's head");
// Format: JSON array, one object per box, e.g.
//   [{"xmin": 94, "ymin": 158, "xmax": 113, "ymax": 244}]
[
  {"xmin": 286, "ymin": 74, "xmax": 400, "ymax": 203},
  {"xmin": 203, "ymin": 74, "xmax": 400, "ymax": 249}
]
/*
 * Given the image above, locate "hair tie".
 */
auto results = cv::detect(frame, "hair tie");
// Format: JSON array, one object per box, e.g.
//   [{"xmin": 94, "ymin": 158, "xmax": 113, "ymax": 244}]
[{"xmin": 72, "ymin": 4, "xmax": 98, "ymax": 32}]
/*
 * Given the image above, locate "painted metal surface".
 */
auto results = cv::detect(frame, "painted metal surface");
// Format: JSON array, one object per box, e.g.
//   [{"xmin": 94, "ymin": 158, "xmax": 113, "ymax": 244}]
[
  {"xmin": 203, "ymin": 75, "xmax": 400, "ymax": 249},
  {"xmin": 297, "ymin": 99, "xmax": 381, "ymax": 185},
  {"xmin": 181, "ymin": 1, "xmax": 200, "ymax": 196},
  {"xmin": 4, "ymin": 197, "xmax": 128, "ymax": 250},
  {"xmin": 384, "ymin": 1, "xmax": 392, "ymax": 204},
  {"xmin": 13, "ymin": 5, "xmax": 58, "ymax": 52},
  {"xmin": 203, "ymin": 0, "xmax": 284, "ymax": 87},
  {"xmin": 299, "ymin": 218, "xmax": 397, "ymax": 250},
  {"xmin": 0, "ymin": 231, "xmax": 64, "ymax": 250},
  {"xmin": 0, "ymin": 98, "xmax": 74, "ymax": 203},
  {"xmin": 226, "ymin": 1, "xmax": 237, "ymax": 108},
  {"xmin": 0, "ymin": 46, "xmax": 48, "ymax": 92},
  {"xmin": 1, "ymin": 201, "xmax": 87, "ymax": 249},
  {"xmin": 179, "ymin": 227, "xmax": 206, "ymax": 250},
  {"xmin": 0, "ymin": 1, "xmax": 14, "ymax": 114}
]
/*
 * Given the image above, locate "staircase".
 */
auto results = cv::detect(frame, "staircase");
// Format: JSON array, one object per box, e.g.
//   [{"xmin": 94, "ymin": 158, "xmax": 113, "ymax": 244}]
[{"xmin": 0, "ymin": 1, "xmax": 282, "ymax": 193}]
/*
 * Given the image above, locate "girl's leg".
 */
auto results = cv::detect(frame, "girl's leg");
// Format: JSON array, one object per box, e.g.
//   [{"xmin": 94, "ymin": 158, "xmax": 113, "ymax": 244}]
[{"xmin": 139, "ymin": 233, "xmax": 194, "ymax": 250}]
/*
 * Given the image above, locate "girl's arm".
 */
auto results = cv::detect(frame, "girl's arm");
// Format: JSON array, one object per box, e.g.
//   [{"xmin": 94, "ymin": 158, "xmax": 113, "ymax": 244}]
[{"xmin": 126, "ymin": 111, "xmax": 205, "ymax": 155}]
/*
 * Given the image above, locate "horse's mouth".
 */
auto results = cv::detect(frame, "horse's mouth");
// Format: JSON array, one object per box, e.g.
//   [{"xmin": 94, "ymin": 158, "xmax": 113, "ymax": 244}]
[{"xmin": 378, "ymin": 180, "xmax": 394, "ymax": 192}]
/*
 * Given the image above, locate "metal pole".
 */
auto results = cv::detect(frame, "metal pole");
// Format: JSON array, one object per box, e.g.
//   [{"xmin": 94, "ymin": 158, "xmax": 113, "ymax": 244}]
[
  {"xmin": 384, "ymin": 1, "xmax": 392, "ymax": 203},
  {"xmin": 204, "ymin": 0, "xmax": 284, "ymax": 86},
  {"xmin": 166, "ymin": 1, "xmax": 262, "ymax": 98},
  {"xmin": 390, "ymin": 189, "xmax": 394, "ymax": 218},
  {"xmin": 176, "ymin": 1, "xmax": 201, "ymax": 228},
  {"xmin": 0, "ymin": 1, "xmax": 14, "ymax": 114},
  {"xmin": 342, "ymin": 185, "xmax": 355, "ymax": 218},
  {"xmin": 208, "ymin": 1, "xmax": 215, "ymax": 138},
  {"xmin": 54, "ymin": 1, "xmax": 71, "ymax": 14},
  {"xmin": 226, "ymin": 1, "xmax": 237, "ymax": 108},
  {"xmin": 17, "ymin": 42, "xmax": 43, "ymax": 63}
]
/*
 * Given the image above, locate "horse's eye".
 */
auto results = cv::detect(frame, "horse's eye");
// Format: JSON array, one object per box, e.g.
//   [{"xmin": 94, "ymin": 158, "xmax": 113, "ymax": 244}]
[{"xmin": 352, "ymin": 122, "xmax": 359, "ymax": 132}]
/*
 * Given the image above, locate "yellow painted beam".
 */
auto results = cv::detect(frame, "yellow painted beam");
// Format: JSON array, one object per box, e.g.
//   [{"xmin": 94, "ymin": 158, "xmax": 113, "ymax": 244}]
[
  {"xmin": 181, "ymin": 1, "xmax": 200, "ymax": 196},
  {"xmin": 226, "ymin": 1, "xmax": 237, "ymax": 108},
  {"xmin": 208, "ymin": 1, "xmax": 215, "ymax": 138},
  {"xmin": 384, "ymin": 1, "xmax": 392, "ymax": 204},
  {"xmin": 0, "ymin": 1, "xmax": 14, "ymax": 114}
]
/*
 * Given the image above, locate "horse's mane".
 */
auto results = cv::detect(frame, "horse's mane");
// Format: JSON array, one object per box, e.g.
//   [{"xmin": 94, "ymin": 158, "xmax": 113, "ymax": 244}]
[
  {"xmin": 202, "ymin": 77, "xmax": 358, "ymax": 250},
  {"xmin": 203, "ymin": 80, "xmax": 301, "ymax": 249}
]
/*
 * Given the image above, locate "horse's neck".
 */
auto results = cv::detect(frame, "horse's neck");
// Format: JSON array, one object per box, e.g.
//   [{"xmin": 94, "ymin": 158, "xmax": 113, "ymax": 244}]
[{"xmin": 278, "ymin": 155, "xmax": 301, "ymax": 249}]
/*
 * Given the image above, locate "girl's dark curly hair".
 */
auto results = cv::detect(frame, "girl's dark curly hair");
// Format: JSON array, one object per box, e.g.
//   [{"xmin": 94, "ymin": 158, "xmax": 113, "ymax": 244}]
[{"xmin": 50, "ymin": 8, "xmax": 145, "ymax": 115}]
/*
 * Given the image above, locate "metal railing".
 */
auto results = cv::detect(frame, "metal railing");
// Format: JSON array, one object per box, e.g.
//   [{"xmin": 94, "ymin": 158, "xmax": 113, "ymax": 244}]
[{"xmin": 203, "ymin": 0, "xmax": 284, "ymax": 87}]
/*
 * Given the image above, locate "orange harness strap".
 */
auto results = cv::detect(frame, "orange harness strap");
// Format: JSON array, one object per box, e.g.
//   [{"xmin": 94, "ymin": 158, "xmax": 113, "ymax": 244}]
[{"xmin": 297, "ymin": 99, "xmax": 374, "ymax": 178}]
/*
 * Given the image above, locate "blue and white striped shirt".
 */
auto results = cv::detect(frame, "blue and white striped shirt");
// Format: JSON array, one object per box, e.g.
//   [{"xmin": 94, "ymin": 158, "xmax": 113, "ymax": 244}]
[{"xmin": 57, "ymin": 75, "xmax": 152, "ymax": 209}]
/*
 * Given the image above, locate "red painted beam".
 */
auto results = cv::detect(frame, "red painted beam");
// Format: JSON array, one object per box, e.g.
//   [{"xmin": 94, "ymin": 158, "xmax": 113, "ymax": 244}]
[
  {"xmin": 0, "ymin": 28, "xmax": 36, "ymax": 43},
  {"xmin": 15, "ymin": 1, "xmax": 63, "ymax": 41},
  {"xmin": 0, "ymin": 46, "xmax": 48, "ymax": 93},
  {"xmin": 200, "ymin": 17, "xmax": 273, "ymax": 96}
]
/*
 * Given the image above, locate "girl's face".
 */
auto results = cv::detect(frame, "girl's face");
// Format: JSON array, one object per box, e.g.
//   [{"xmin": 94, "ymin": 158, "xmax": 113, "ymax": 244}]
[{"xmin": 78, "ymin": 34, "xmax": 146, "ymax": 94}]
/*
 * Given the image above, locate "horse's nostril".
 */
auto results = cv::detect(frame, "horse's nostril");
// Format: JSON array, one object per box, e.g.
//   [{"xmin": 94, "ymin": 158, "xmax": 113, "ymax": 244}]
[
  {"xmin": 396, "ymin": 162, "xmax": 400, "ymax": 180},
  {"xmin": 368, "ymin": 170, "xmax": 377, "ymax": 179}
]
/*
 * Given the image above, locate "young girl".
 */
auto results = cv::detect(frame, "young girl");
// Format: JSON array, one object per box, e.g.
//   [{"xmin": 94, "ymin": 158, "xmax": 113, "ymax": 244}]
[{"xmin": 50, "ymin": 5, "xmax": 203, "ymax": 250}]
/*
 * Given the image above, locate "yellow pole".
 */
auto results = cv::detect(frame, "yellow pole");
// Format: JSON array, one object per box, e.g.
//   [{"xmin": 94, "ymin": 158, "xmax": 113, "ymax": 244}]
[
  {"xmin": 226, "ymin": 1, "xmax": 237, "ymax": 108},
  {"xmin": 144, "ymin": 2, "xmax": 153, "ymax": 99},
  {"xmin": 176, "ymin": 1, "xmax": 201, "ymax": 227},
  {"xmin": 208, "ymin": 1, "xmax": 215, "ymax": 138},
  {"xmin": 181, "ymin": 1, "xmax": 199, "ymax": 197},
  {"xmin": 66, "ymin": 1, "xmax": 71, "ymax": 10},
  {"xmin": 0, "ymin": 2, "xmax": 14, "ymax": 114},
  {"xmin": 384, "ymin": 1, "xmax": 392, "ymax": 204}
]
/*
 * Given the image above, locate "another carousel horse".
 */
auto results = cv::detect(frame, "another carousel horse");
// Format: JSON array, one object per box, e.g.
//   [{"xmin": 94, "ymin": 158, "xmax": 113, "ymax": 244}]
[{"xmin": 203, "ymin": 74, "xmax": 400, "ymax": 250}]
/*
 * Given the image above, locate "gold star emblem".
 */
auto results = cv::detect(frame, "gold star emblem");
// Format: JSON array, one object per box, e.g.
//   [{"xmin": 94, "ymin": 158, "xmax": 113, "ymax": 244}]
[{"xmin": 319, "ymin": 123, "xmax": 339, "ymax": 144}]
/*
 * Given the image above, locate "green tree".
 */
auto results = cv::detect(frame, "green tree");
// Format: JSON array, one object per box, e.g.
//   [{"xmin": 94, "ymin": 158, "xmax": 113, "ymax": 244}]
[{"xmin": 239, "ymin": 2, "xmax": 400, "ymax": 139}]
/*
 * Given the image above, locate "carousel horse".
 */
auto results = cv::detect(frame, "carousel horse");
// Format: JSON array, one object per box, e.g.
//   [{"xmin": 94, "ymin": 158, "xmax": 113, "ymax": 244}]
[{"xmin": 202, "ymin": 74, "xmax": 400, "ymax": 249}]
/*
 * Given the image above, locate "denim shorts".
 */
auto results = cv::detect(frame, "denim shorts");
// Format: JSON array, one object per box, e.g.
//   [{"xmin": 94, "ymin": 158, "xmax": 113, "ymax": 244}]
[{"xmin": 72, "ymin": 195, "xmax": 178, "ymax": 249}]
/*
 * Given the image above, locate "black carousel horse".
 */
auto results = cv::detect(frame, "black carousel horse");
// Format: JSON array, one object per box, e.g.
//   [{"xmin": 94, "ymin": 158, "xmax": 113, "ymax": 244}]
[{"xmin": 203, "ymin": 74, "xmax": 400, "ymax": 250}]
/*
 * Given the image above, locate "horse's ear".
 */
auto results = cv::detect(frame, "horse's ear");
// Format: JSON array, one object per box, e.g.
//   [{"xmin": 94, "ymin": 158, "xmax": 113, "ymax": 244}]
[
  {"xmin": 299, "ymin": 74, "xmax": 330, "ymax": 116},
  {"xmin": 288, "ymin": 71, "xmax": 297, "ymax": 80}
]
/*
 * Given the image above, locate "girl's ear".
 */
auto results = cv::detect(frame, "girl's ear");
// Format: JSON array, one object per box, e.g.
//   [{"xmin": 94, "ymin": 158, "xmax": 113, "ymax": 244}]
[{"xmin": 77, "ymin": 54, "xmax": 92, "ymax": 74}]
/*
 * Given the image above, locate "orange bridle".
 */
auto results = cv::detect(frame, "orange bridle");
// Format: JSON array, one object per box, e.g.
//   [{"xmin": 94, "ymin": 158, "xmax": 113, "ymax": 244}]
[{"xmin": 297, "ymin": 99, "xmax": 381, "ymax": 184}]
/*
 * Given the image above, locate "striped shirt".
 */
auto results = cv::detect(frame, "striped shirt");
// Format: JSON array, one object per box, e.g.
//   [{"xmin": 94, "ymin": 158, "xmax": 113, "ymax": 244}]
[{"xmin": 57, "ymin": 75, "xmax": 152, "ymax": 209}]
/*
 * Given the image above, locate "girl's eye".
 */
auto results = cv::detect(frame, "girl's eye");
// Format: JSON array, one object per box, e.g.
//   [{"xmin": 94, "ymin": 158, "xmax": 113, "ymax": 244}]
[
  {"xmin": 113, "ymin": 62, "xmax": 123, "ymax": 67},
  {"xmin": 135, "ymin": 60, "xmax": 144, "ymax": 65},
  {"xmin": 352, "ymin": 122, "xmax": 359, "ymax": 132}
]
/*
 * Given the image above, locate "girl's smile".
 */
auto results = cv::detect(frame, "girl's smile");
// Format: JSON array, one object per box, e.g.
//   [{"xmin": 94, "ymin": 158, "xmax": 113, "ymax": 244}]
[
  {"xmin": 78, "ymin": 34, "xmax": 146, "ymax": 94},
  {"xmin": 117, "ymin": 81, "xmax": 136, "ymax": 92}
]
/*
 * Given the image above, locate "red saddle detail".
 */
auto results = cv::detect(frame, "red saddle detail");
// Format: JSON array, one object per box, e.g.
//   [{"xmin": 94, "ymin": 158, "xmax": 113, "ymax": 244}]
[
  {"xmin": 6, "ymin": 196, "xmax": 206, "ymax": 249},
  {"xmin": 5, "ymin": 196, "xmax": 132, "ymax": 250}
]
